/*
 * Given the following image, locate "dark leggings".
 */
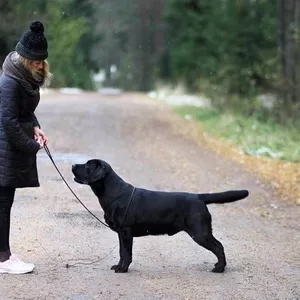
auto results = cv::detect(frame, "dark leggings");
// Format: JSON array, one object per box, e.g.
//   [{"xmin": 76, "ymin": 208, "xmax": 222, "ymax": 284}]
[{"xmin": 0, "ymin": 186, "xmax": 15, "ymax": 252}]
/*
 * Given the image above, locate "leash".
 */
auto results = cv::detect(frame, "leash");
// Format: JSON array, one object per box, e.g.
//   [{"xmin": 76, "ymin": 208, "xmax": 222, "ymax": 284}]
[
  {"xmin": 43, "ymin": 144, "xmax": 136, "ymax": 230},
  {"xmin": 119, "ymin": 186, "xmax": 135, "ymax": 229},
  {"xmin": 44, "ymin": 144, "xmax": 109, "ymax": 228}
]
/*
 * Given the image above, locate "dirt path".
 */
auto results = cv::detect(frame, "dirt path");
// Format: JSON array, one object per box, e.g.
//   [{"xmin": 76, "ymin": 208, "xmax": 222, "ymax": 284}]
[{"xmin": 1, "ymin": 91, "xmax": 299, "ymax": 300}]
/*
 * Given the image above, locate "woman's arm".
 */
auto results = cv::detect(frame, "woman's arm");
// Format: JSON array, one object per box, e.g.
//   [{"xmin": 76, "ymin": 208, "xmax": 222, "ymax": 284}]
[
  {"xmin": 32, "ymin": 113, "xmax": 40, "ymax": 128},
  {"xmin": 1, "ymin": 78, "xmax": 41, "ymax": 153}
]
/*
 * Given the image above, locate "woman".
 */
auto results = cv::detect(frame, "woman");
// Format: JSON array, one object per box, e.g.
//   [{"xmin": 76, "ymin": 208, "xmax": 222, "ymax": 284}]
[{"xmin": 0, "ymin": 20, "xmax": 52, "ymax": 274}]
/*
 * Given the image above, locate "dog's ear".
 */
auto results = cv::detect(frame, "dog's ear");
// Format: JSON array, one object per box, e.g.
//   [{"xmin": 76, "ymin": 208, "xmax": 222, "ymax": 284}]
[{"xmin": 88, "ymin": 161, "xmax": 106, "ymax": 183}]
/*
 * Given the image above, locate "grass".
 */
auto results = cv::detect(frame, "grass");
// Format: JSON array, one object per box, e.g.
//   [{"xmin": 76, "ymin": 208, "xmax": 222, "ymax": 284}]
[{"xmin": 174, "ymin": 106, "xmax": 300, "ymax": 163}]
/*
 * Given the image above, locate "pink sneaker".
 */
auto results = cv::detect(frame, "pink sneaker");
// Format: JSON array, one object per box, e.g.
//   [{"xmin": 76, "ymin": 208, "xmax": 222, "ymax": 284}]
[{"xmin": 0, "ymin": 257, "xmax": 35, "ymax": 274}]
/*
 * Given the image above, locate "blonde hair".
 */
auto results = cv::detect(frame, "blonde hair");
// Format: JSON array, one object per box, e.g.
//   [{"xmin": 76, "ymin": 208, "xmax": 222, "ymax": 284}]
[{"xmin": 18, "ymin": 54, "xmax": 53, "ymax": 88}]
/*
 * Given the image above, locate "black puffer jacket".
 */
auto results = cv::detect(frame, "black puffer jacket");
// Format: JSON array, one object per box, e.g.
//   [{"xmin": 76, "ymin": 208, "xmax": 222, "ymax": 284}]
[{"xmin": 0, "ymin": 73, "xmax": 41, "ymax": 188}]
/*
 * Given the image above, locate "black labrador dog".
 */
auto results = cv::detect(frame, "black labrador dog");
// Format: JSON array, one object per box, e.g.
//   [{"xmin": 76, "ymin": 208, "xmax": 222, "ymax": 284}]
[{"xmin": 72, "ymin": 159, "xmax": 249, "ymax": 273}]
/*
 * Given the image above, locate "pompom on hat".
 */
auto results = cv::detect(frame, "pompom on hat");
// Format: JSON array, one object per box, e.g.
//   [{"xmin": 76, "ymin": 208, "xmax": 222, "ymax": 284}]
[{"xmin": 15, "ymin": 20, "xmax": 48, "ymax": 60}]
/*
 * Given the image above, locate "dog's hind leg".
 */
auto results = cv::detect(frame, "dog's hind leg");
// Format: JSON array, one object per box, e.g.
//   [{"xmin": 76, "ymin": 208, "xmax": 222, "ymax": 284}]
[
  {"xmin": 186, "ymin": 214, "xmax": 227, "ymax": 273},
  {"xmin": 206, "ymin": 235, "xmax": 226, "ymax": 273},
  {"xmin": 111, "ymin": 231, "xmax": 133, "ymax": 273}
]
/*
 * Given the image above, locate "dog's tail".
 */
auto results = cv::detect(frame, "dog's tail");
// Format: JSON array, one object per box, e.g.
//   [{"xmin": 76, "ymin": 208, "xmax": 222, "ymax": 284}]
[{"xmin": 198, "ymin": 190, "xmax": 249, "ymax": 205}]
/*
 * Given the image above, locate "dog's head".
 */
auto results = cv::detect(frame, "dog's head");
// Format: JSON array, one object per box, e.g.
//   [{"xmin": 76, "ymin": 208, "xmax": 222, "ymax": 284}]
[{"xmin": 72, "ymin": 159, "xmax": 110, "ymax": 185}]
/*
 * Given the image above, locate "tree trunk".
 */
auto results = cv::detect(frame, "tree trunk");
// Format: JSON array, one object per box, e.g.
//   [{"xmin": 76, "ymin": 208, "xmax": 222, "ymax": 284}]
[{"xmin": 278, "ymin": 0, "xmax": 300, "ymax": 105}]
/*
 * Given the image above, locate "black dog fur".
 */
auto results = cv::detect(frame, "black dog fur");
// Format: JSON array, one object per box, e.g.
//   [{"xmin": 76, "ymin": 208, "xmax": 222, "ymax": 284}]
[{"xmin": 72, "ymin": 159, "xmax": 249, "ymax": 273}]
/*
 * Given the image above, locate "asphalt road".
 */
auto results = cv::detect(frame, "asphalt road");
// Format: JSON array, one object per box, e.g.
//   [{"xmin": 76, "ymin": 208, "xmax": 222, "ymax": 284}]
[{"xmin": 1, "ymin": 91, "xmax": 299, "ymax": 300}]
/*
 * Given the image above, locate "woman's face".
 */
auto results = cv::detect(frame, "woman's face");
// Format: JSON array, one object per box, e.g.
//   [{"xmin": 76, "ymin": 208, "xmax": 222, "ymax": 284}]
[{"xmin": 30, "ymin": 60, "xmax": 44, "ymax": 72}]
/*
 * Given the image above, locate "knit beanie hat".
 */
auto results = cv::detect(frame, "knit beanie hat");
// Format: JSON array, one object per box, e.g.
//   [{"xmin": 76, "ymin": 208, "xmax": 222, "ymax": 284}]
[{"xmin": 15, "ymin": 20, "xmax": 48, "ymax": 60}]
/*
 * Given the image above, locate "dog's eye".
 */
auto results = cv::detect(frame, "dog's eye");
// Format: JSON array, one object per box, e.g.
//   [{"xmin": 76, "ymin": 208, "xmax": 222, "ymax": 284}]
[{"xmin": 86, "ymin": 164, "xmax": 93, "ymax": 174}]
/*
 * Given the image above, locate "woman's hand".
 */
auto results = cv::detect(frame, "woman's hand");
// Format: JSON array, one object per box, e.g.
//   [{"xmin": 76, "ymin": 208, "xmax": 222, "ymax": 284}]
[
  {"xmin": 35, "ymin": 135, "xmax": 44, "ymax": 149},
  {"xmin": 34, "ymin": 127, "xmax": 48, "ymax": 147}
]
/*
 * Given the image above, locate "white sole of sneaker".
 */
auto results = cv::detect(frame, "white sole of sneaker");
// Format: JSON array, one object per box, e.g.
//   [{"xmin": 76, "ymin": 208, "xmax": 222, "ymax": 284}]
[
  {"xmin": 0, "ymin": 266, "xmax": 35, "ymax": 274},
  {"xmin": 0, "ymin": 270, "xmax": 34, "ymax": 274}
]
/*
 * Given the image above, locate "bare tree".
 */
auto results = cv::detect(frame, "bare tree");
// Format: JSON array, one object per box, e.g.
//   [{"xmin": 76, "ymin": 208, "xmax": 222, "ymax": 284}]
[{"xmin": 278, "ymin": 0, "xmax": 300, "ymax": 106}]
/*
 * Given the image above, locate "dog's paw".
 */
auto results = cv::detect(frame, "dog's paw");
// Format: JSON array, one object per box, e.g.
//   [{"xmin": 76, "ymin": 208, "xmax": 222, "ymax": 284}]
[
  {"xmin": 111, "ymin": 264, "xmax": 129, "ymax": 273},
  {"xmin": 211, "ymin": 263, "xmax": 225, "ymax": 273},
  {"xmin": 110, "ymin": 264, "xmax": 119, "ymax": 271}
]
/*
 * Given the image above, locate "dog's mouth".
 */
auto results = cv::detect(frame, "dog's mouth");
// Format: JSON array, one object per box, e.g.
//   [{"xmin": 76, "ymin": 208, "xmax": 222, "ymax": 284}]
[{"xmin": 74, "ymin": 177, "xmax": 87, "ymax": 184}]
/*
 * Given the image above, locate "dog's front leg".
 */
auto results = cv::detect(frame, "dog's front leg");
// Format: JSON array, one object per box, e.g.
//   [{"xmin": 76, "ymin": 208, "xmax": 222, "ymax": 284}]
[
  {"xmin": 110, "ymin": 232, "xmax": 124, "ymax": 271},
  {"xmin": 111, "ymin": 230, "xmax": 133, "ymax": 273}
]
